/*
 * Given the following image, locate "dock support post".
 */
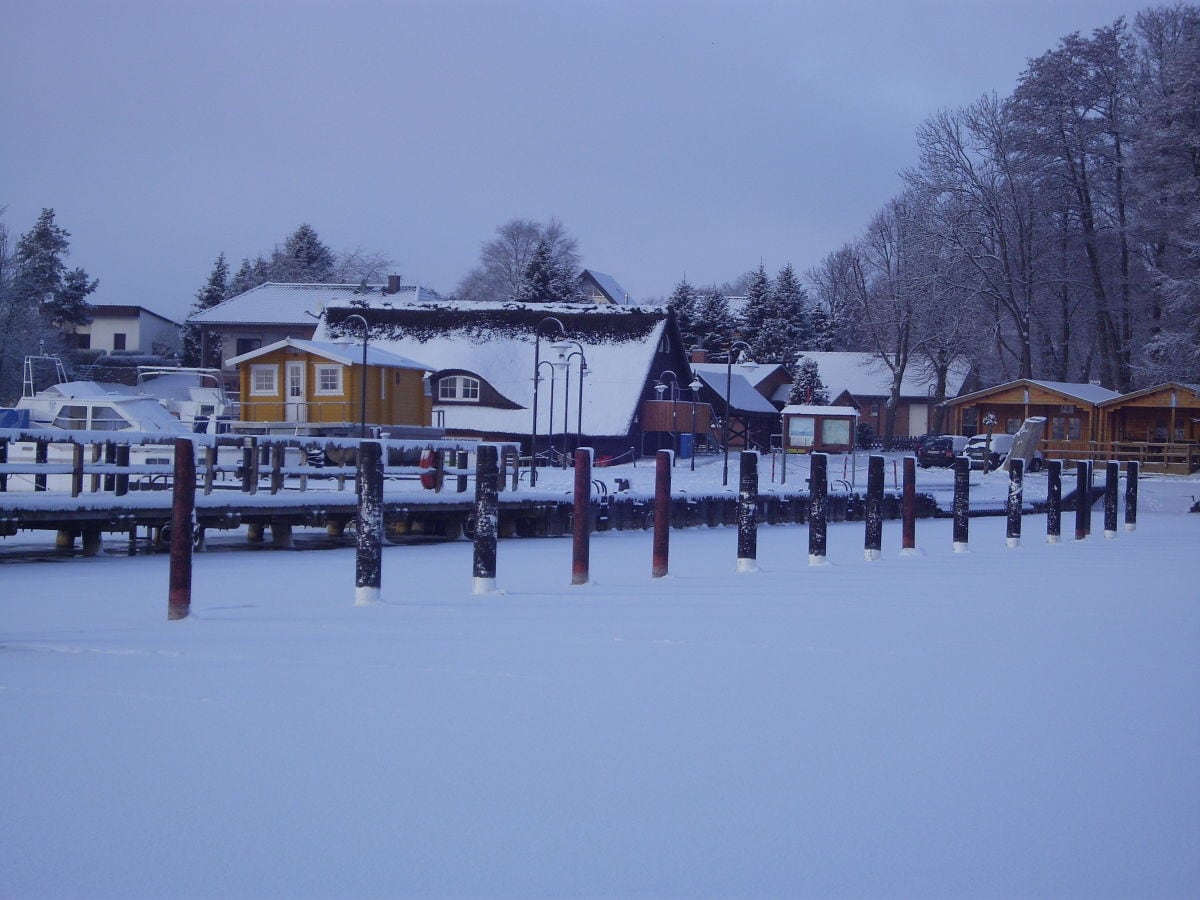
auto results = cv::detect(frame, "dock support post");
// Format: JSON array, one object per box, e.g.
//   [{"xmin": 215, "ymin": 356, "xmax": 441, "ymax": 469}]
[
  {"xmin": 652, "ymin": 450, "xmax": 672, "ymax": 578},
  {"xmin": 1006, "ymin": 458, "xmax": 1024, "ymax": 548},
  {"xmin": 571, "ymin": 448, "xmax": 593, "ymax": 585},
  {"xmin": 1046, "ymin": 460, "xmax": 1062, "ymax": 543},
  {"xmin": 241, "ymin": 437, "xmax": 258, "ymax": 494},
  {"xmin": 952, "ymin": 457, "xmax": 970, "ymax": 553},
  {"xmin": 168, "ymin": 437, "xmax": 195, "ymax": 620},
  {"xmin": 901, "ymin": 456, "xmax": 916, "ymax": 552},
  {"xmin": 864, "ymin": 454, "xmax": 884, "ymax": 561},
  {"xmin": 114, "ymin": 444, "xmax": 129, "ymax": 496},
  {"xmin": 809, "ymin": 452, "xmax": 828, "ymax": 565},
  {"xmin": 1124, "ymin": 460, "xmax": 1139, "ymax": 532},
  {"xmin": 737, "ymin": 451, "xmax": 758, "ymax": 572},
  {"xmin": 1074, "ymin": 460, "xmax": 1091, "ymax": 541},
  {"xmin": 1103, "ymin": 461, "xmax": 1119, "ymax": 538},
  {"xmin": 472, "ymin": 444, "xmax": 500, "ymax": 594},
  {"xmin": 355, "ymin": 440, "xmax": 383, "ymax": 605},
  {"xmin": 34, "ymin": 440, "xmax": 47, "ymax": 492}
]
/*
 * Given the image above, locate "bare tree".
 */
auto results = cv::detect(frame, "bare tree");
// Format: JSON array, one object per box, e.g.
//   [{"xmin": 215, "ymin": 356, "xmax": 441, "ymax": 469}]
[{"xmin": 456, "ymin": 218, "xmax": 581, "ymax": 302}]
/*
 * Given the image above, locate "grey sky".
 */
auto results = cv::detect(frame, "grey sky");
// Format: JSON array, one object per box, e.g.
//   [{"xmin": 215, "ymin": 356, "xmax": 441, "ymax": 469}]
[{"xmin": 2, "ymin": 0, "xmax": 1138, "ymax": 321}]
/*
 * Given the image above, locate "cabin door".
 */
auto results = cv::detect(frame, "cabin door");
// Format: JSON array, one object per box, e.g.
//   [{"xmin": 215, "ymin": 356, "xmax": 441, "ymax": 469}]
[{"xmin": 285, "ymin": 361, "xmax": 306, "ymax": 423}]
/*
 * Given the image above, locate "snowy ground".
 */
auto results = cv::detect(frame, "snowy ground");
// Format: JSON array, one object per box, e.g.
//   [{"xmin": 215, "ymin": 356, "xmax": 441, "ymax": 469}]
[{"xmin": 3, "ymin": 458, "xmax": 1199, "ymax": 899}]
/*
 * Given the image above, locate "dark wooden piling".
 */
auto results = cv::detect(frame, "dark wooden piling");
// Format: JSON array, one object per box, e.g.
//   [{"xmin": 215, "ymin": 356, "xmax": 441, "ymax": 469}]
[
  {"xmin": 809, "ymin": 452, "xmax": 828, "ymax": 564},
  {"xmin": 1124, "ymin": 460, "xmax": 1139, "ymax": 532},
  {"xmin": 168, "ymin": 437, "xmax": 195, "ymax": 621},
  {"xmin": 864, "ymin": 454, "xmax": 884, "ymax": 561},
  {"xmin": 1074, "ymin": 460, "xmax": 1092, "ymax": 541},
  {"xmin": 1046, "ymin": 460, "xmax": 1062, "ymax": 543},
  {"xmin": 952, "ymin": 457, "xmax": 970, "ymax": 552},
  {"xmin": 1006, "ymin": 458, "xmax": 1024, "ymax": 547},
  {"xmin": 114, "ymin": 444, "xmax": 130, "ymax": 496},
  {"xmin": 102, "ymin": 440, "xmax": 116, "ymax": 492},
  {"xmin": 241, "ymin": 437, "xmax": 258, "ymax": 495},
  {"xmin": 355, "ymin": 440, "xmax": 384, "ymax": 605},
  {"xmin": 1103, "ymin": 461, "xmax": 1119, "ymax": 538},
  {"xmin": 71, "ymin": 443, "xmax": 84, "ymax": 498},
  {"xmin": 571, "ymin": 448, "xmax": 592, "ymax": 585},
  {"xmin": 901, "ymin": 456, "xmax": 916, "ymax": 551},
  {"xmin": 652, "ymin": 450, "xmax": 671, "ymax": 578},
  {"xmin": 737, "ymin": 451, "xmax": 759, "ymax": 572},
  {"xmin": 457, "ymin": 450, "xmax": 469, "ymax": 493},
  {"xmin": 34, "ymin": 440, "xmax": 47, "ymax": 492},
  {"xmin": 472, "ymin": 444, "xmax": 500, "ymax": 594}
]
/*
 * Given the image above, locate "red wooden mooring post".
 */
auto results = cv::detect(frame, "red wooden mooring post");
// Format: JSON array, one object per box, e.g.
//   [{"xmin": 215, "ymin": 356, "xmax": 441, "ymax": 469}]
[
  {"xmin": 571, "ymin": 448, "xmax": 593, "ymax": 585},
  {"xmin": 168, "ymin": 438, "xmax": 196, "ymax": 621},
  {"xmin": 901, "ymin": 456, "xmax": 916, "ymax": 552},
  {"xmin": 651, "ymin": 450, "xmax": 671, "ymax": 578}
]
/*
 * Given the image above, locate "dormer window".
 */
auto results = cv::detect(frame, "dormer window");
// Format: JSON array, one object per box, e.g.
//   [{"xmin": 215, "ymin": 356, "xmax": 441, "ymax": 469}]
[{"xmin": 438, "ymin": 374, "xmax": 481, "ymax": 402}]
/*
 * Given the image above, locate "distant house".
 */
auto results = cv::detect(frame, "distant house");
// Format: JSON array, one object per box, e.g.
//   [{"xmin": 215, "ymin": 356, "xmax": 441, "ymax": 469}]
[
  {"xmin": 943, "ymin": 379, "xmax": 1121, "ymax": 444},
  {"xmin": 73, "ymin": 304, "xmax": 181, "ymax": 355},
  {"xmin": 225, "ymin": 338, "xmax": 432, "ymax": 432},
  {"xmin": 796, "ymin": 352, "xmax": 972, "ymax": 438},
  {"xmin": 690, "ymin": 360, "xmax": 790, "ymax": 451},
  {"xmin": 318, "ymin": 300, "xmax": 697, "ymax": 459},
  {"xmin": 578, "ymin": 270, "xmax": 632, "ymax": 305},
  {"xmin": 1098, "ymin": 382, "xmax": 1200, "ymax": 445},
  {"xmin": 187, "ymin": 278, "xmax": 440, "ymax": 369}
]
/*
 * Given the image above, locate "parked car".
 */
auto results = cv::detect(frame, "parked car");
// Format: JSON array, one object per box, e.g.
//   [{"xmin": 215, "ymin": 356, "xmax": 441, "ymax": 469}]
[
  {"xmin": 963, "ymin": 433, "xmax": 1044, "ymax": 472},
  {"xmin": 916, "ymin": 434, "xmax": 970, "ymax": 468}
]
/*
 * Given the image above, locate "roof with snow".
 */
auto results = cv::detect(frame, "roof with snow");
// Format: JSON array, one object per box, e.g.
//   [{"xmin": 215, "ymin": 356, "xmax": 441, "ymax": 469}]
[
  {"xmin": 949, "ymin": 379, "xmax": 1122, "ymax": 407},
  {"xmin": 317, "ymin": 301, "xmax": 679, "ymax": 438},
  {"xmin": 89, "ymin": 304, "xmax": 181, "ymax": 326},
  {"xmin": 1097, "ymin": 382, "xmax": 1200, "ymax": 406},
  {"xmin": 579, "ymin": 270, "xmax": 631, "ymax": 305},
  {"xmin": 225, "ymin": 338, "xmax": 431, "ymax": 370},
  {"xmin": 187, "ymin": 282, "xmax": 442, "ymax": 326},
  {"xmin": 690, "ymin": 364, "xmax": 783, "ymax": 415},
  {"xmin": 781, "ymin": 405, "xmax": 859, "ymax": 417},
  {"xmin": 796, "ymin": 352, "xmax": 971, "ymax": 402}
]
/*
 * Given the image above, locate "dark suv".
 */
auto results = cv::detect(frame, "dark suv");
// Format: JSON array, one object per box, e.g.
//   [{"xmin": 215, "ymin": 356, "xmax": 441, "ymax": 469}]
[{"xmin": 916, "ymin": 434, "xmax": 969, "ymax": 468}]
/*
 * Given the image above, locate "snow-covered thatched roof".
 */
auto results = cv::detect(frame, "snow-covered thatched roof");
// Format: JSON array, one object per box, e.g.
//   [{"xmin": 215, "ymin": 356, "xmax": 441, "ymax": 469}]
[
  {"xmin": 796, "ymin": 352, "xmax": 971, "ymax": 401},
  {"xmin": 188, "ymin": 282, "xmax": 441, "ymax": 326},
  {"xmin": 317, "ymin": 301, "xmax": 678, "ymax": 438}
]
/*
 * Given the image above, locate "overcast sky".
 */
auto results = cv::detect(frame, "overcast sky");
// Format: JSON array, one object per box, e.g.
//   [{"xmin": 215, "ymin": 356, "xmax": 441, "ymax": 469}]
[{"xmin": 2, "ymin": 0, "xmax": 1141, "ymax": 321}]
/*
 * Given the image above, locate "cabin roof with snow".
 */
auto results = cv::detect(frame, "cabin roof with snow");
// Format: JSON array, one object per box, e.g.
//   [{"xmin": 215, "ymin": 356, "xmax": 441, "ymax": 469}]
[
  {"xmin": 690, "ymin": 365, "xmax": 781, "ymax": 415},
  {"xmin": 796, "ymin": 351, "xmax": 971, "ymax": 401},
  {"xmin": 225, "ymin": 338, "xmax": 431, "ymax": 371},
  {"xmin": 578, "ymin": 270, "xmax": 631, "ymax": 305},
  {"xmin": 948, "ymin": 378, "xmax": 1121, "ymax": 407},
  {"xmin": 317, "ymin": 301, "xmax": 684, "ymax": 438},
  {"xmin": 188, "ymin": 282, "xmax": 441, "ymax": 327}
]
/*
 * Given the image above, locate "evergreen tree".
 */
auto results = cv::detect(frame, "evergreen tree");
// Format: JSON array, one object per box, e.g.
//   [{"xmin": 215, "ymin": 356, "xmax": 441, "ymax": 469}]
[
  {"xmin": 52, "ymin": 267, "xmax": 98, "ymax": 329},
  {"xmin": 668, "ymin": 276, "xmax": 700, "ymax": 344},
  {"xmin": 182, "ymin": 254, "xmax": 229, "ymax": 366},
  {"xmin": 788, "ymin": 357, "xmax": 830, "ymax": 405},
  {"xmin": 275, "ymin": 224, "xmax": 336, "ymax": 283},
  {"xmin": 691, "ymin": 287, "xmax": 737, "ymax": 352},
  {"xmin": 515, "ymin": 239, "xmax": 554, "ymax": 302},
  {"xmin": 12, "ymin": 208, "xmax": 96, "ymax": 328},
  {"xmin": 740, "ymin": 263, "xmax": 772, "ymax": 334}
]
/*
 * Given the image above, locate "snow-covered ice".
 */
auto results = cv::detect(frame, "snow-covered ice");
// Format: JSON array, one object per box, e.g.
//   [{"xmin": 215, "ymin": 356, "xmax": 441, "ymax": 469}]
[{"xmin": 2, "ymin": 456, "xmax": 1198, "ymax": 898}]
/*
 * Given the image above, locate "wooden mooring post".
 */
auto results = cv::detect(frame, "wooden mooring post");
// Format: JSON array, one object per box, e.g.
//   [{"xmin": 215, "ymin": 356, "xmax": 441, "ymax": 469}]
[
  {"xmin": 652, "ymin": 450, "xmax": 671, "ymax": 578},
  {"xmin": 864, "ymin": 454, "xmax": 884, "ymax": 561},
  {"xmin": 355, "ymin": 440, "xmax": 383, "ymax": 605},
  {"xmin": 809, "ymin": 452, "xmax": 828, "ymax": 565},
  {"xmin": 952, "ymin": 457, "xmax": 970, "ymax": 553},
  {"xmin": 472, "ymin": 444, "xmax": 500, "ymax": 594},
  {"xmin": 736, "ymin": 451, "xmax": 758, "ymax": 572},
  {"xmin": 901, "ymin": 456, "xmax": 916, "ymax": 552},
  {"xmin": 571, "ymin": 448, "xmax": 592, "ymax": 585},
  {"xmin": 1006, "ymin": 458, "xmax": 1024, "ymax": 548},
  {"xmin": 1103, "ymin": 461, "xmax": 1119, "ymax": 539},
  {"xmin": 168, "ymin": 437, "xmax": 196, "ymax": 621},
  {"xmin": 1074, "ymin": 460, "xmax": 1092, "ymax": 541},
  {"xmin": 1046, "ymin": 460, "xmax": 1062, "ymax": 544},
  {"xmin": 1124, "ymin": 460, "xmax": 1139, "ymax": 532}
]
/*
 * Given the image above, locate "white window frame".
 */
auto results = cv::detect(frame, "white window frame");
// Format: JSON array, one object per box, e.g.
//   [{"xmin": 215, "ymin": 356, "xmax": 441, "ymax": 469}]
[
  {"xmin": 438, "ymin": 374, "xmax": 481, "ymax": 402},
  {"xmin": 251, "ymin": 364, "xmax": 278, "ymax": 396},
  {"xmin": 314, "ymin": 364, "xmax": 344, "ymax": 396}
]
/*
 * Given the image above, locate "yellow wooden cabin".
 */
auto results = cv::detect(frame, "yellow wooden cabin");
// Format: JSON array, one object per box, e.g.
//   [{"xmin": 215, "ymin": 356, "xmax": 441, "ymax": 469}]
[
  {"xmin": 227, "ymin": 338, "xmax": 432, "ymax": 432},
  {"xmin": 1096, "ymin": 382, "xmax": 1200, "ymax": 474}
]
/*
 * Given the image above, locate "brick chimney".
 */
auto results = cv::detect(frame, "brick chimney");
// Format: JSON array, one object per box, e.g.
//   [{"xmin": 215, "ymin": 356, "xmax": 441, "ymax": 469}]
[{"xmin": 690, "ymin": 348, "xmax": 708, "ymax": 363}]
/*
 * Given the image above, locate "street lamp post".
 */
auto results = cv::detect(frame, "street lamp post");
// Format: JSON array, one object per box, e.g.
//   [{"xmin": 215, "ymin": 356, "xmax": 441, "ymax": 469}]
[
  {"xmin": 530, "ymin": 317, "xmax": 567, "ymax": 487},
  {"xmin": 688, "ymin": 376, "xmax": 702, "ymax": 471},
  {"xmin": 557, "ymin": 341, "xmax": 587, "ymax": 465},
  {"xmin": 343, "ymin": 313, "xmax": 370, "ymax": 438},
  {"xmin": 655, "ymin": 370, "xmax": 679, "ymax": 465},
  {"xmin": 722, "ymin": 341, "xmax": 754, "ymax": 486}
]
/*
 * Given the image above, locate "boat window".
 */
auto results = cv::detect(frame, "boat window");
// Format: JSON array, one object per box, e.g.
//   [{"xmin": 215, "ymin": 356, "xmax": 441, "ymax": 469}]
[
  {"xmin": 52, "ymin": 405, "xmax": 89, "ymax": 430},
  {"xmin": 90, "ymin": 406, "xmax": 126, "ymax": 431}
]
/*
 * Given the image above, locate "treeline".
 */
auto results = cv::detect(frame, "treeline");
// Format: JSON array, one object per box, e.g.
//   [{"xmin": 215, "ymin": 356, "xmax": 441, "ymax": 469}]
[{"xmin": 677, "ymin": 5, "xmax": 1200, "ymax": 402}]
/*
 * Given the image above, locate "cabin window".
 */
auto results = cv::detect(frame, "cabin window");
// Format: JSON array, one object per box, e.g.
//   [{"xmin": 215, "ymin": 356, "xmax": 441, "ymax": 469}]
[
  {"xmin": 438, "ymin": 375, "xmax": 481, "ymax": 402},
  {"xmin": 315, "ymin": 364, "xmax": 344, "ymax": 395},
  {"xmin": 53, "ymin": 405, "xmax": 89, "ymax": 430},
  {"xmin": 91, "ymin": 406, "xmax": 125, "ymax": 431},
  {"xmin": 251, "ymin": 364, "xmax": 278, "ymax": 395}
]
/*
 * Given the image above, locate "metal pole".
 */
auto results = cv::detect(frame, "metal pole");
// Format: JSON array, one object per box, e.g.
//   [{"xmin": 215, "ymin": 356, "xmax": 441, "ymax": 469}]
[
  {"xmin": 1006, "ymin": 458, "xmax": 1024, "ymax": 548},
  {"xmin": 808, "ymin": 452, "xmax": 828, "ymax": 565},
  {"xmin": 473, "ymin": 444, "xmax": 500, "ymax": 594},
  {"xmin": 572, "ymin": 448, "xmax": 593, "ymax": 585},
  {"xmin": 168, "ymin": 437, "xmax": 196, "ymax": 621},
  {"xmin": 529, "ymin": 317, "xmax": 567, "ymax": 488},
  {"xmin": 355, "ymin": 439, "xmax": 384, "ymax": 605},
  {"xmin": 652, "ymin": 449, "xmax": 672, "ymax": 577},
  {"xmin": 737, "ymin": 450, "xmax": 758, "ymax": 572}
]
